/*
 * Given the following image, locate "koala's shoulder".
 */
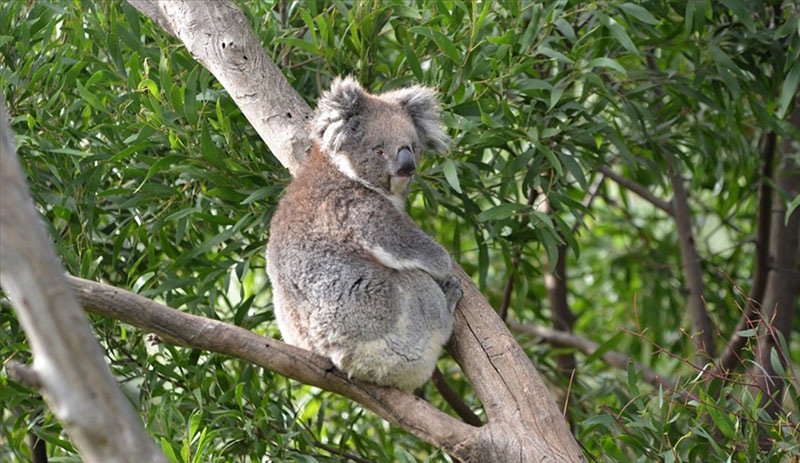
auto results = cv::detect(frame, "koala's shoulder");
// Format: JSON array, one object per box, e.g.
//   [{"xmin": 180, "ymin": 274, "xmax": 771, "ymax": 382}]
[{"xmin": 271, "ymin": 148, "xmax": 366, "ymax": 234}]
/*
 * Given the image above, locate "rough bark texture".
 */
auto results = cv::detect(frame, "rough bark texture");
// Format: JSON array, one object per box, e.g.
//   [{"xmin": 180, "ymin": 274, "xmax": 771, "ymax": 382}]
[
  {"xmin": 128, "ymin": 0, "xmax": 312, "ymax": 175},
  {"xmin": 0, "ymin": 101, "xmax": 168, "ymax": 463},
  {"xmin": 446, "ymin": 266, "xmax": 584, "ymax": 462}
]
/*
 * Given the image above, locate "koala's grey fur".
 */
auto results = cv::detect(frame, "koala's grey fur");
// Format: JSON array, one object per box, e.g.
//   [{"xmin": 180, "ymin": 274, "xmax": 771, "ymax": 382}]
[{"xmin": 266, "ymin": 77, "xmax": 462, "ymax": 391}]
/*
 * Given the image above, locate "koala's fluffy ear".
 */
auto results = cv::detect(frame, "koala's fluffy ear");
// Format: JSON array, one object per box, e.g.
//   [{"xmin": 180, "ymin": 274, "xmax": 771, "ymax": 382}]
[
  {"xmin": 312, "ymin": 76, "xmax": 367, "ymax": 151},
  {"xmin": 384, "ymin": 86, "xmax": 449, "ymax": 154}
]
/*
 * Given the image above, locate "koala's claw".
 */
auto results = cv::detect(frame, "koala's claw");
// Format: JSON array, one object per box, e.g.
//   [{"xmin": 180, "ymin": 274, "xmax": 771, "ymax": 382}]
[{"xmin": 440, "ymin": 277, "xmax": 463, "ymax": 312}]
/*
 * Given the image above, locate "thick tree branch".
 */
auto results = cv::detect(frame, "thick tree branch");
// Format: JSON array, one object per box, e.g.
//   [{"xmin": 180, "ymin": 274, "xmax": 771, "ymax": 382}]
[
  {"xmin": 446, "ymin": 266, "xmax": 584, "ymax": 462},
  {"xmin": 127, "ymin": 0, "xmax": 312, "ymax": 175},
  {"xmin": 66, "ymin": 276, "xmax": 477, "ymax": 457},
  {"xmin": 0, "ymin": 101, "xmax": 168, "ymax": 463}
]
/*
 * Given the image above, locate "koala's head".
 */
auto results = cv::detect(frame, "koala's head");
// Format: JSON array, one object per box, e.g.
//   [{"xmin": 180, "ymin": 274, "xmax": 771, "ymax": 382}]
[{"xmin": 311, "ymin": 77, "xmax": 449, "ymax": 203}]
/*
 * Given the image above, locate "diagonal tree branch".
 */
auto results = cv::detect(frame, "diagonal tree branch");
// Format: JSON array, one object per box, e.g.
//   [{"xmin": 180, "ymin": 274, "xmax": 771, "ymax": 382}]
[
  {"xmin": 0, "ymin": 101, "xmax": 168, "ymax": 463},
  {"xmin": 67, "ymin": 275, "xmax": 477, "ymax": 456},
  {"xmin": 598, "ymin": 165, "xmax": 673, "ymax": 215}
]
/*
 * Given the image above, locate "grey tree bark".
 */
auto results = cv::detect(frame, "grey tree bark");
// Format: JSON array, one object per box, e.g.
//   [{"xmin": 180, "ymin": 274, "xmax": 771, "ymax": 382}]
[{"xmin": 0, "ymin": 100, "xmax": 168, "ymax": 462}]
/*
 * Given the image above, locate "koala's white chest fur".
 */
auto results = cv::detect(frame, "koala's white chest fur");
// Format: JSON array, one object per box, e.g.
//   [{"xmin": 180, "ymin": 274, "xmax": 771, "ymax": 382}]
[{"xmin": 265, "ymin": 77, "xmax": 461, "ymax": 391}]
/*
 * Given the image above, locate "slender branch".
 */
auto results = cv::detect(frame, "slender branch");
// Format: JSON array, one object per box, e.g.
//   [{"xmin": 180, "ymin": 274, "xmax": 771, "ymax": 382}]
[
  {"xmin": 598, "ymin": 165, "xmax": 673, "ymax": 215},
  {"xmin": 717, "ymin": 132, "xmax": 776, "ymax": 373},
  {"xmin": 666, "ymin": 161, "xmax": 715, "ymax": 359},
  {"xmin": 752, "ymin": 96, "xmax": 800, "ymax": 419},
  {"xmin": 643, "ymin": 52, "xmax": 713, "ymax": 360},
  {"xmin": 748, "ymin": 131, "xmax": 776, "ymax": 307},
  {"xmin": 571, "ymin": 173, "xmax": 606, "ymax": 235},
  {"xmin": 509, "ymin": 322, "xmax": 676, "ymax": 391},
  {"xmin": 541, "ymin": 198, "xmax": 577, "ymax": 376},
  {"xmin": 432, "ymin": 367, "xmax": 483, "ymax": 427},
  {"xmin": 0, "ymin": 101, "xmax": 168, "ymax": 463}
]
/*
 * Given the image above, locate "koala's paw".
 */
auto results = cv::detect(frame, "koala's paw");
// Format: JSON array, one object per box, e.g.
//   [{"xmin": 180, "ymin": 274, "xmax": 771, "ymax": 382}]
[{"xmin": 440, "ymin": 276, "xmax": 463, "ymax": 313}]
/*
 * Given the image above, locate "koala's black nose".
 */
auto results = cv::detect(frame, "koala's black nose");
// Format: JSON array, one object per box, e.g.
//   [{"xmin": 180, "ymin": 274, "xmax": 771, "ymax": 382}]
[{"xmin": 396, "ymin": 146, "xmax": 416, "ymax": 176}]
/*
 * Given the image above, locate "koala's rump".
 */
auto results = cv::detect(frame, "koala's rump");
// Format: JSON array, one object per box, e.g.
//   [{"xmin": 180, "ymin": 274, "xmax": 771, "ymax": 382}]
[{"xmin": 268, "ymin": 238, "xmax": 452, "ymax": 388}]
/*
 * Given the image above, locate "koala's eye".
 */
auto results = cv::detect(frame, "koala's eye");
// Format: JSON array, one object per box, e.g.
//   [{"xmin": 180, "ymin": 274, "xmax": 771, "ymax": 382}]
[{"xmin": 373, "ymin": 147, "xmax": 385, "ymax": 157}]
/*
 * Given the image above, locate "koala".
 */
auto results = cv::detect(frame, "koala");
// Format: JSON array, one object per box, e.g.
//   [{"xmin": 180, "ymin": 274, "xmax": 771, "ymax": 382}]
[{"xmin": 266, "ymin": 77, "xmax": 462, "ymax": 392}]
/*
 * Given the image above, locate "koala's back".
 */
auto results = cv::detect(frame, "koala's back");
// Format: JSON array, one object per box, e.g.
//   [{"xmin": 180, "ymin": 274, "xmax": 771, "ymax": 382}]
[{"xmin": 267, "ymin": 150, "xmax": 455, "ymax": 391}]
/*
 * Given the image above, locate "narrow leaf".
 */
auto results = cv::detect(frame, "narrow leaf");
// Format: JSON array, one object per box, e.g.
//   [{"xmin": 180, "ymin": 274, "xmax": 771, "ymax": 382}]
[{"xmin": 442, "ymin": 158, "xmax": 462, "ymax": 193}]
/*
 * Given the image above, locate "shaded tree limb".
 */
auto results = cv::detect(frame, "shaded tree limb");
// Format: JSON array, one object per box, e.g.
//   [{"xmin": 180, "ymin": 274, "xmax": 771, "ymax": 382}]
[
  {"xmin": 717, "ymin": 132, "xmax": 776, "ymax": 373},
  {"xmin": 509, "ymin": 321, "xmax": 677, "ymax": 392},
  {"xmin": 571, "ymin": 173, "xmax": 606, "ymax": 236},
  {"xmin": 541, "ymin": 196, "xmax": 578, "ymax": 376},
  {"xmin": 0, "ymin": 101, "xmax": 168, "ymax": 463},
  {"xmin": 752, "ymin": 97, "xmax": 800, "ymax": 420},
  {"xmin": 643, "ymin": 52, "xmax": 714, "ymax": 360},
  {"xmin": 666, "ymin": 160, "xmax": 715, "ymax": 359},
  {"xmin": 431, "ymin": 367, "xmax": 483, "ymax": 427}
]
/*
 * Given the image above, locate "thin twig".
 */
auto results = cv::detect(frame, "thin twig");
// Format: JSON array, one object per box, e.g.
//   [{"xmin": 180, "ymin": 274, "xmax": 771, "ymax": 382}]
[
  {"xmin": 432, "ymin": 367, "xmax": 483, "ymax": 427},
  {"xmin": 598, "ymin": 165, "xmax": 673, "ymax": 215}
]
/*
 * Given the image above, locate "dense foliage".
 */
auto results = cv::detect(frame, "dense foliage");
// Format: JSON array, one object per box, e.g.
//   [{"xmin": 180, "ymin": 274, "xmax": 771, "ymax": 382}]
[{"xmin": 2, "ymin": 0, "xmax": 798, "ymax": 461}]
